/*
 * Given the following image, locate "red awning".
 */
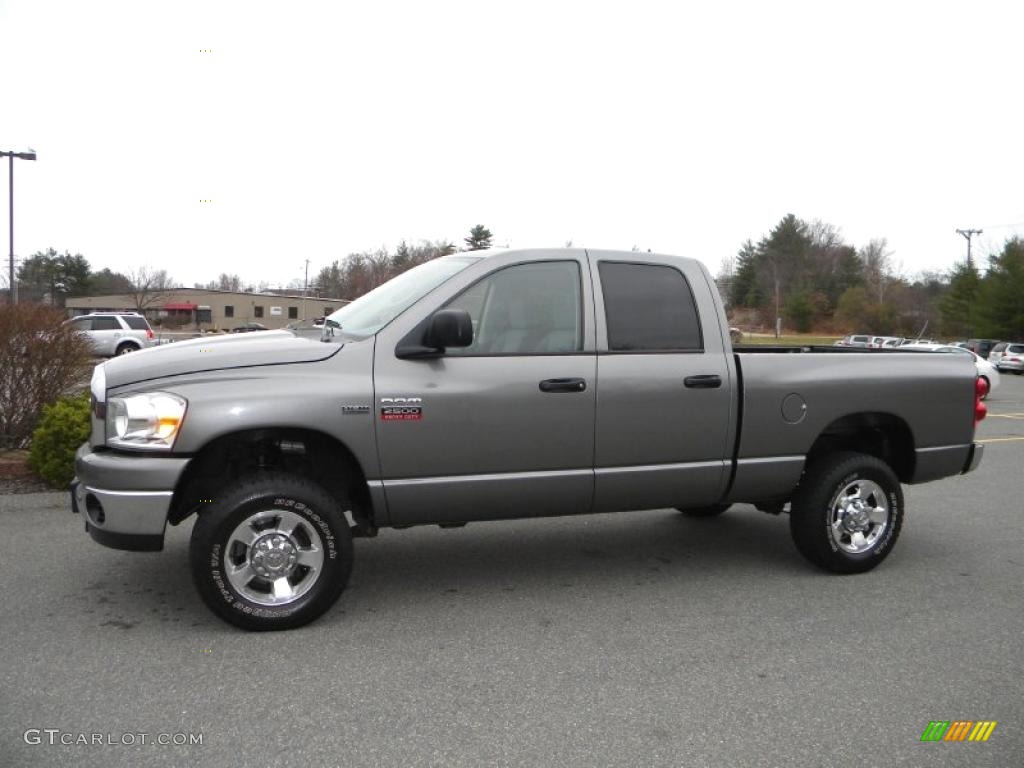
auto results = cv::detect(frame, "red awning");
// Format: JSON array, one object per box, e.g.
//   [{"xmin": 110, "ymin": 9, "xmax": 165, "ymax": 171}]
[{"xmin": 163, "ymin": 302, "xmax": 197, "ymax": 310}]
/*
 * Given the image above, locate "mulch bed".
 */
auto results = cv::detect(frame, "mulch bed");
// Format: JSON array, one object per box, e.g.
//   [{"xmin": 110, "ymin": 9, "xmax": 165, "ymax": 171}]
[{"xmin": 0, "ymin": 451, "xmax": 54, "ymax": 494}]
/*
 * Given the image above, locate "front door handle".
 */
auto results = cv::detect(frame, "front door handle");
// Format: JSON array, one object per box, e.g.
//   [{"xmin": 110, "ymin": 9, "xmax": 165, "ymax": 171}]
[
  {"xmin": 539, "ymin": 378, "xmax": 587, "ymax": 393},
  {"xmin": 684, "ymin": 374, "xmax": 722, "ymax": 389}
]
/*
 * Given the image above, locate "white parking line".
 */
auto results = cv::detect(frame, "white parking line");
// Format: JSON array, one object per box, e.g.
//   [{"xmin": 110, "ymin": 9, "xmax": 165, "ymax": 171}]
[{"xmin": 976, "ymin": 436, "xmax": 1024, "ymax": 444}]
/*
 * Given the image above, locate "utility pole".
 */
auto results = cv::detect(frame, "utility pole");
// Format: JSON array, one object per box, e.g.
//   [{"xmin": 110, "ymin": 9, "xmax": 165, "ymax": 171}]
[
  {"xmin": 956, "ymin": 228, "xmax": 982, "ymax": 270},
  {"xmin": 302, "ymin": 259, "xmax": 310, "ymax": 320}
]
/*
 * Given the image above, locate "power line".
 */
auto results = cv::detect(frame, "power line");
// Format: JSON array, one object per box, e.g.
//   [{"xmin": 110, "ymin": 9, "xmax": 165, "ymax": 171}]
[{"xmin": 978, "ymin": 220, "xmax": 1024, "ymax": 230}]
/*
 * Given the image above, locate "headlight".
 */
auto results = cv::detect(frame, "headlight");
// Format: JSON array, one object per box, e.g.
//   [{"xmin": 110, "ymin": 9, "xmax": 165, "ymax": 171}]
[{"xmin": 105, "ymin": 392, "xmax": 187, "ymax": 451}]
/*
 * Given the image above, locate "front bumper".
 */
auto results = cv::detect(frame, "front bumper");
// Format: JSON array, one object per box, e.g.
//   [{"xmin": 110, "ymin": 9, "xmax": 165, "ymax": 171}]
[{"xmin": 71, "ymin": 443, "xmax": 190, "ymax": 552}]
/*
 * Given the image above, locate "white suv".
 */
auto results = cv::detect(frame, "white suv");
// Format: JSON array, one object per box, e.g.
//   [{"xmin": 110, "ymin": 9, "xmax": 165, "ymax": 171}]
[{"xmin": 65, "ymin": 313, "xmax": 154, "ymax": 356}]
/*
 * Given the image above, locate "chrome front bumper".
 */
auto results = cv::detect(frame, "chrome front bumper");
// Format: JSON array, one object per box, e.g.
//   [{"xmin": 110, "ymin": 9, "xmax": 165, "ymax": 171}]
[{"xmin": 72, "ymin": 443, "xmax": 190, "ymax": 551}]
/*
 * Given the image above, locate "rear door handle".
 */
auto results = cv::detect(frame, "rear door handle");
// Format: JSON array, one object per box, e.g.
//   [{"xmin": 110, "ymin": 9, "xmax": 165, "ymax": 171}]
[
  {"xmin": 684, "ymin": 374, "xmax": 722, "ymax": 389},
  {"xmin": 539, "ymin": 378, "xmax": 587, "ymax": 393}
]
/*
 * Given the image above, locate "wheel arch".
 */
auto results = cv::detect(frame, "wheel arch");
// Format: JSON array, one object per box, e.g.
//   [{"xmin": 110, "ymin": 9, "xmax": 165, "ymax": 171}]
[
  {"xmin": 169, "ymin": 427, "xmax": 374, "ymax": 528},
  {"xmin": 805, "ymin": 411, "xmax": 915, "ymax": 483}
]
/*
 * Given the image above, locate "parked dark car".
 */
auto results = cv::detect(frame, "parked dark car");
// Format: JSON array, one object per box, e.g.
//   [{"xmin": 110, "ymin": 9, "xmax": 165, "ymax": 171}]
[{"xmin": 965, "ymin": 338, "xmax": 1001, "ymax": 358}]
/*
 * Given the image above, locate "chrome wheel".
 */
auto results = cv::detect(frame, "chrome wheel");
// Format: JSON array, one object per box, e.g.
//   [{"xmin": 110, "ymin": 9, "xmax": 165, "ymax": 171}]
[
  {"xmin": 828, "ymin": 479, "xmax": 889, "ymax": 554},
  {"xmin": 224, "ymin": 509, "xmax": 325, "ymax": 606}
]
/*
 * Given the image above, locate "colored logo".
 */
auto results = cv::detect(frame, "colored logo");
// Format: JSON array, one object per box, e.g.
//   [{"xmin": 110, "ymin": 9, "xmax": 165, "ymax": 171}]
[{"xmin": 920, "ymin": 721, "xmax": 997, "ymax": 742}]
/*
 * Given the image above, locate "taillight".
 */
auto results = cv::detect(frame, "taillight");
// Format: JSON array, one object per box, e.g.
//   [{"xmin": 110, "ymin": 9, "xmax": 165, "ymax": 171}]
[
  {"xmin": 147, "ymin": 329, "xmax": 154, "ymax": 339},
  {"xmin": 1008, "ymin": 357, "xmax": 1021, "ymax": 363},
  {"xmin": 974, "ymin": 377, "xmax": 988, "ymax": 423}
]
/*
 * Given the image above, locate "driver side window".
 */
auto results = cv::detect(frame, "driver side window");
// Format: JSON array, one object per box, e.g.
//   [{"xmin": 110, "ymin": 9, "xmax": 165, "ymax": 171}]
[{"xmin": 443, "ymin": 261, "xmax": 583, "ymax": 356}]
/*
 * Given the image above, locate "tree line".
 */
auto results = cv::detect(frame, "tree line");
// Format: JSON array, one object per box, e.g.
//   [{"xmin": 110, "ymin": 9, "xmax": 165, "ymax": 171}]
[
  {"xmin": 722, "ymin": 214, "xmax": 1024, "ymax": 340},
  {"xmin": 6, "ymin": 225, "xmax": 495, "ymax": 309},
  {"xmin": 10, "ymin": 219, "xmax": 1020, "ymax": 341}
]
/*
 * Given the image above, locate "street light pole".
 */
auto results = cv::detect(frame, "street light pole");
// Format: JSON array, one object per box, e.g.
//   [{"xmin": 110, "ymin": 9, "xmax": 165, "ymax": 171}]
[{"xmin": 1, "ymin": 149, "xmax": 37, "ymax": 305}]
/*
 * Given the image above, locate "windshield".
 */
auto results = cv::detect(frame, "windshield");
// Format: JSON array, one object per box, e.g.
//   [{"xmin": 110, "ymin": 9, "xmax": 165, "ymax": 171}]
[{"xmin": 323, "ymin": 256, "xmax": 480, "ymax": 339}]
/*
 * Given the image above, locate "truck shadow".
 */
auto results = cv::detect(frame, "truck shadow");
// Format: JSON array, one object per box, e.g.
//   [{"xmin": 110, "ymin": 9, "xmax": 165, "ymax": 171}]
[
  {"xmin": 338, "ymin": 506, "xmax": 809, "ymax": 608},
  {"xmin": 81, "ymin": 506, "xmax": 811, "ymax": 630}
]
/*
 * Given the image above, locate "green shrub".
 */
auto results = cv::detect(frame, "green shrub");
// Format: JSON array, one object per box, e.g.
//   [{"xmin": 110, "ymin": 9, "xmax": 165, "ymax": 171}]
[{"xmin": 29, "ymin": 392, "xmax": 91, "ymax": 488}]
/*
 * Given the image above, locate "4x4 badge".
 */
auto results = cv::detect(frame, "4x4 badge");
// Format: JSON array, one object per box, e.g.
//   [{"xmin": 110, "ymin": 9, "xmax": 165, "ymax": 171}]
[{"xmin": 341, "ymin": 405, "xmax": 370, "ymax": 415}]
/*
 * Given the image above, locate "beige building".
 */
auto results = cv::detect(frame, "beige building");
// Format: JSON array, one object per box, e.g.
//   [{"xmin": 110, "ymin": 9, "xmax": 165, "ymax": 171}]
[{"xmin": 66, "ymin": 288, "xmax": 348, "ymax": 332}]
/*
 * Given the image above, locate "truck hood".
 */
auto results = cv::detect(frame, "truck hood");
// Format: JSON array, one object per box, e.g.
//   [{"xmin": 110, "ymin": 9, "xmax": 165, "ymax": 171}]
[{"xmin": 100, "ymin": 331, "xmax": 342, "ymax": 389}]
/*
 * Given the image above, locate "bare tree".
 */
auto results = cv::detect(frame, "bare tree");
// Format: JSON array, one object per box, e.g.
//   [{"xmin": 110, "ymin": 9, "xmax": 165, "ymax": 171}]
[
  {"xmin": 216, "ymin": 273, "xmax": 242, "ymax": 292},
  {"xmin": 859, "ymin": 238, "xmax": 893, "ymax": 304},
  {"xmin": 127, "ymin": 267, "xmax": 174, "ymax": 312}
]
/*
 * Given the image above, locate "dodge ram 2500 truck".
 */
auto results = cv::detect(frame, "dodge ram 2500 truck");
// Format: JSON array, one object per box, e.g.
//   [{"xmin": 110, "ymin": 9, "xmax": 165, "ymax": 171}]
[{"xmin": 72, "ymin": 248, "xmax": 986, "ymax": 630}]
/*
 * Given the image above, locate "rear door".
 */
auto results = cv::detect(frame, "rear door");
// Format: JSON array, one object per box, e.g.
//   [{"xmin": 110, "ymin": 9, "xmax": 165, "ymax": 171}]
[
  {"xmin": 122, "ymin": 315, "xmax": 152, "ymax": 347},
  {"xmin": 588, "ymin": 252, "xmax": 735, "ymax": 513},
  {"xmin": 373, "ymin": 253, "xmax": 597, "ymax": 525},
  {"xmin": 89, "ymin": 315, "xmax": 123, "ymax": 355}
]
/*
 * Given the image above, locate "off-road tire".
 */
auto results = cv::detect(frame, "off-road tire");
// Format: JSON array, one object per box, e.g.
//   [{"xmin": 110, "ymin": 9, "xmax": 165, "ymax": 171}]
[
  {"xmin": 189, "ymin": 472, "xmax": 353, "ymax": 631},
  {"xmin": 789, "ymin": 452, "xmax": 903, "ymax": 574}
]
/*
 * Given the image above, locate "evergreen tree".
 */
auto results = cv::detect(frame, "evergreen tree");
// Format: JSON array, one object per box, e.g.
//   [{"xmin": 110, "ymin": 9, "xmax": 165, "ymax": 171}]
[
  {"xmin": 88, "ymin": 268, "xmax": 133, "ymax": 296},
  {"xmin": 756, "ymin": 214, "xmax": 813, "ymax": 327},
  {"xmin": 975, "ymin": 237, "xmax": 1024, "ymax": 339},
  {"xmin": 730, "ymin": 240, "xmax": 762, "ymax": 308},
  {"xmin": 17, "ymin": 248, "xmax": 92, "ymax": 305},
  {"xmin": 937, "ymin": 261, "xmax": 981, "ymax": 337},
  {"xmin": 464, "ymin": 225, "xmax": 493, "ymax": 251}
]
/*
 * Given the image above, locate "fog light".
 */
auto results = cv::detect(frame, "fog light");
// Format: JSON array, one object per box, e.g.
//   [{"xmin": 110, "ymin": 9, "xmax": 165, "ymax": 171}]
[{"xmin": 85, "ymin": 494, "xmax": 105, "ymax": 525}]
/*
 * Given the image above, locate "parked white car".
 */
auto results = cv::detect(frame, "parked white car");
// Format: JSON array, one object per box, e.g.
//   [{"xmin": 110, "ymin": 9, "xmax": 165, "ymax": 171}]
[
  {"xmin": 836, "ymin": 334, "xmax": 872, "ymax": 347},
  {"xmin": 64, "ymin": 312, "xmax": 155, "ymax": 357},
  {"xmin": 869, "ymin": 336, "xmax": 903, "ymax": 348},
  {"xmin": 901, "ymin": 343, "xmax": 1000, "ymax": 399},
  {"xmin": 988, "ymin": 342, "xmax": 1024, "ymax": 374}
]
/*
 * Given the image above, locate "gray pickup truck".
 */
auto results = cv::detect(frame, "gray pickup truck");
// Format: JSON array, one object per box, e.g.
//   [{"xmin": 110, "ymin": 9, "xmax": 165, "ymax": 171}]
[{"xmin": 73, "ymin": 248, "xmax": 986, "ymax": 630}]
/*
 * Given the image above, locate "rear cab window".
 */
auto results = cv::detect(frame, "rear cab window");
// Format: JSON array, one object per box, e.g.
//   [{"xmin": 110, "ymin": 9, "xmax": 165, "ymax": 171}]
[{"xmin": 598, "ymin": 261, "xmax": 702, "ymax": 351}]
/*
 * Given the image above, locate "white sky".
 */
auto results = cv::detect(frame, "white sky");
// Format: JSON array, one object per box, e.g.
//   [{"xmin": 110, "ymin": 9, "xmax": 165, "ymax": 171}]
[{"xmin": 1, "ymin": 0, "xmax": 1022, "ymax": 289}]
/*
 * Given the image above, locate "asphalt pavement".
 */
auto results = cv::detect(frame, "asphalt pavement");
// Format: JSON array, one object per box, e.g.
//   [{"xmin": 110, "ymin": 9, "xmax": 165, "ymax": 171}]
[{"xmin": 2, "ymin": 375, "xmax": 1022, "ymax": 767}]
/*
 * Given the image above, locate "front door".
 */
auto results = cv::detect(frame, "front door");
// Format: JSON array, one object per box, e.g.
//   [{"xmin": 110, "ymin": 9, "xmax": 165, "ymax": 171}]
[{"xmin": 373, "ymin": 256, "xmax": 597, "ymax": 525}]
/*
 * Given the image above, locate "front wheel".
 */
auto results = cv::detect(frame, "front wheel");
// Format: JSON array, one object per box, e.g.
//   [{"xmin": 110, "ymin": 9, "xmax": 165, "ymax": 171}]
[
  {"xmin": 789, "ymin": 452, "xmax": 903, "ymax": 574},
  {"xmin": 189, "ymin": 473, "xmax": 353, "ymax": 630}
]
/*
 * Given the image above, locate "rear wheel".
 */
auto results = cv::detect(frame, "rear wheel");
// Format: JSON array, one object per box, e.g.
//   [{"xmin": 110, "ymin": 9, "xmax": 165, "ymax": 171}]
[
  {"xmin": 189, "ymin": 472, "xmax": 353, "ymax": 630},
  {"xmin": 115, "ymin": 342, "xmax": 138, "ymax": 356},
  {"xmin": 789, "ymin": 452, "xmax": 903, "ymax": 574}
]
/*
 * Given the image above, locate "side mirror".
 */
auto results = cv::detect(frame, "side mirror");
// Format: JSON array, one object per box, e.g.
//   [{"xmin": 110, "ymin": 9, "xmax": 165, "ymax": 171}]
[
  {"xmin": 396, "ymin": 309, "xmax": 473, "ymax": 359},
  {"xmin": 424, "ymin": 309, "xmax": 473, "ymax": 349}
]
